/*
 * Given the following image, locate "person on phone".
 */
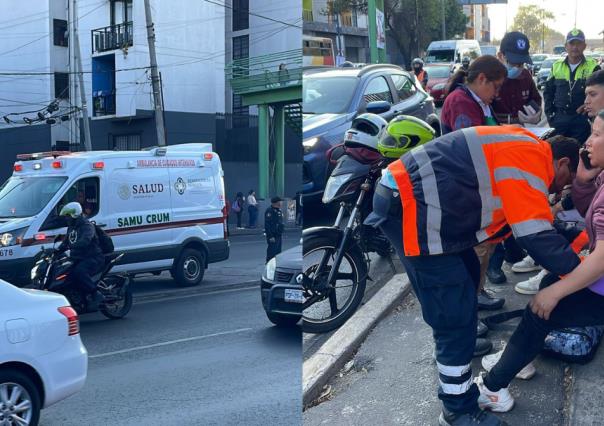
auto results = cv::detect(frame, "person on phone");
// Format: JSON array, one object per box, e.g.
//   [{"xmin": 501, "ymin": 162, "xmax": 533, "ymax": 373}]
[
  {"xmin": 492, "ymin": 31, "xmax": 542, "ymax": 126},
  {"xmin": 475, "ymin": 110, "xmax": 604, "ymax": 415}
]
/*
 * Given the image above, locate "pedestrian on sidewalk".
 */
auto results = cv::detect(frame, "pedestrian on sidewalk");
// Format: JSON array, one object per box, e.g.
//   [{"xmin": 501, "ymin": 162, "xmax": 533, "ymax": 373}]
[
  {"xmin": 265, "ymin": 196, "xmax": 284, "ymax": 262},
  {"xmin": 544, "ymin": 29, "xmax": 600, "ymax": 145},
  {"xmin": 476, "ymin": 110, "xmax": 604, "ymax": 415},
  {"xmin": 366, "ymin": 125, "xmax": 581, "ymax": 426},
  {"xmin": 232, "ymin": 192, "xmax": 245, "ymax": 229},
  {"xmin": 247, "ymin": 189, "xmax": 258, "ymax": 228}
]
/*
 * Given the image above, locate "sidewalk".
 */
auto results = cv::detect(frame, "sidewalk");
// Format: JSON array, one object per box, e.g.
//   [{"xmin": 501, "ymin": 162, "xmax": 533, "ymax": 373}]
[
  {"xmin": 228, "ymin": 224, "xmax": 301, "ymax": 237},
  {"xmin": 304, "ymin": 262, "xmax": 599, "ymax": 425}
]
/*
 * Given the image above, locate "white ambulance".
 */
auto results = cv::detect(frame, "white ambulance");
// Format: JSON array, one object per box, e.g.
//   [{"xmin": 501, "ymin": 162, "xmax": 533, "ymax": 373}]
[{"xmin": 0, "ymin": 144, "xmax": 229, "ymax": 286}]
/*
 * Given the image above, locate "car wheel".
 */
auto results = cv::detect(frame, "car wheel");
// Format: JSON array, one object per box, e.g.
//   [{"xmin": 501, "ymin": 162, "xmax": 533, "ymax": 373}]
[
  {"xmin": 266, "ymin": 312, "xmax": 301, "ymax": 327},
  {"xmin": 172, "ymin": 248, "xmax": 206, "ymax": 287},
  {"xmin": 0, "ymin": 369, "xmax": 41, "ymax": 426}
]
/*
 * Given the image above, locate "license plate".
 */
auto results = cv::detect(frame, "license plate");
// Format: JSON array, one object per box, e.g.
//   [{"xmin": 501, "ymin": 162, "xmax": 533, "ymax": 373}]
[{"xmin": 284, "ymin": 289, "xmax": 304, "ymax": 304}]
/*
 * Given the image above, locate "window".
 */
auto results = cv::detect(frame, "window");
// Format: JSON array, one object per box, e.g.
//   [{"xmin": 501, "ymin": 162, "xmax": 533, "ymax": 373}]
[
  {"xmin": 232, "ymin": 94, "xmax": 249, "ymax": 128},
  {"xmin": 53, "ymin": 19, "xmax": 68, "ymax": 47},
  {"xmin": 111, "ymin": 0, "xmax": 132, "ymax": 26},
  {"xmin": 362, "ymin": 76, "xmax": 393, "ymax": 104},
  {"xmin": 113, "ymin": 134, "xmax": 141, "ymax": 151},
  {"xmin": 57, "ymin": 177, "xmax": 100, "ymax": 219},
  {"xmin": 233, "ymin": 35, "xmax": 249, "ymax": 60},
  {"xmin": 54, "ymin": 72, "xmax": 69, "ymax": 99},
  {"xmin": 233, "ymin": 0, "xmax": 249, "ymax": 31},
  {"xmin": 390, "ymin": 74, "xmax": 417, "ymax": 101}
]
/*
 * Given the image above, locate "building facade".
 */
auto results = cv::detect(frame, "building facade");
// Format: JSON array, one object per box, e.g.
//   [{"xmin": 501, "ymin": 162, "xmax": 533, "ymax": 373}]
[{"xmin": 463, "ymin": 4, "xmax": 490, "ymax": 43}]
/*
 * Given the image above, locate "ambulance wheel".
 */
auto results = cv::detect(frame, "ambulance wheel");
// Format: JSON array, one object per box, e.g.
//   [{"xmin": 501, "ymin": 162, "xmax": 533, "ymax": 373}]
[{"xmin": 172, "ymin": 248, "xmax": 205, "ymax": 286}]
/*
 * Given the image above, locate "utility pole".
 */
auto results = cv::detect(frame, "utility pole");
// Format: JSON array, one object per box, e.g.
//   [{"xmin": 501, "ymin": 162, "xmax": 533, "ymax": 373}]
[
  {"xmin": 441, "ymin": 0, "xmax": 446, "ymax": 39},
  {"xmin": 73, "ymin": 0, "xmax": 92, "ymax": 151},
  {"xmin": 144, "ymin": 0, "xmax": 166, "ymax": 146}
]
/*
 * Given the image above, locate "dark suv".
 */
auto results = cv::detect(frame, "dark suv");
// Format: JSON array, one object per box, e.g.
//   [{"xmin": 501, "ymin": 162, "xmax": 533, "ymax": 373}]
[{"xmin": 302, "ymin": 64, "xmax": 441, "ymax": 201}]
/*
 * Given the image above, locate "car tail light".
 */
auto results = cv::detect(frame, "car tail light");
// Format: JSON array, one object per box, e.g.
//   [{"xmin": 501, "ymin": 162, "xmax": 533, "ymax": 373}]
[{"xmin": 58, "ymin": 306, "xmax": 80, "ymax": 336}]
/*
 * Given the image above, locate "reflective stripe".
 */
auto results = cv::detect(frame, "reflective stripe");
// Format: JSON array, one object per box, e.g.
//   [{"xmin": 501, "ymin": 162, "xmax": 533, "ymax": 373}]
[
  {"xmin": 511, "ymin": 219, "xmax": 553, "ymax": 237},
  {"xmin": 462, "ymin": 128, "xmax": 499, "ymax": 231},
  {"xmin": 494, "ymin": 167, "xmax": 549, "ymax": 196},
  {"xmin": 470, "ymin": 131, "xmax": 538, "ymax": 145},
  {"xmin": 410, "ymin": 145, "xmax": 443, "ymax": 254},
  {"xmin": 439, "ymin": 377, "xmax": 474, "ymax": 395},
  {"xmin": 436, "ymin": 361, "xmax": 471, "ymax": 377},
  {"xmin": 389, "ymin": 160, "xmax": 420, "ymax": 256}
]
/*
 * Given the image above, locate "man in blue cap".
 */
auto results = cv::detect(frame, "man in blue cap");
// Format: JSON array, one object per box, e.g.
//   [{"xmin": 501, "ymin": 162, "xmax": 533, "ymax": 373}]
[{"xmin": 544, "ymin": 29, "xmax": 600, "ymax": 144}]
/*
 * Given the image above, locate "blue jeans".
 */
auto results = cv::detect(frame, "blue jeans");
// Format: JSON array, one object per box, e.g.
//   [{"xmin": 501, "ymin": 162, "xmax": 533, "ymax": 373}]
[{"xmin": 248, "ymin": 205, "xmax": 258, "ymax": 227}]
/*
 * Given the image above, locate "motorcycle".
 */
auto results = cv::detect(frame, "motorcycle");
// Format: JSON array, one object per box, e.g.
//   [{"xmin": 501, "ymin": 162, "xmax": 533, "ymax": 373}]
[
  {"xmin": 31, "ymin": 240, "xmax": 133, "ymax": 319},
  {"xmin": 302, "ymin": 146, "xmax": 395, "ymax": 334}
]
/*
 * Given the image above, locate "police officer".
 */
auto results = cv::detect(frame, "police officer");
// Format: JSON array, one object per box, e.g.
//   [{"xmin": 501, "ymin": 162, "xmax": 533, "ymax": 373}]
[
  {"xmin": 265, "ymin": 196, "xmax": 284, "ymax": 262},
  {"xmin": 544, "ymin": 29, "xmax": 600, "ymax": 144},
  {"xmin": 58, "ymin": 202, "xmax": 105, "ymax": 309}
]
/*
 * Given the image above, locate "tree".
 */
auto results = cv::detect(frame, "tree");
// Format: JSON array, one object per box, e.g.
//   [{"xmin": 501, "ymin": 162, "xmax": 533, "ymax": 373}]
[
  {"xmin": 384, "ymin": 0, "xmax": 467, "ymax": 67},
  {"xmin": 511, "ymin": 5, "xmax": 555, "ymax": 54}
]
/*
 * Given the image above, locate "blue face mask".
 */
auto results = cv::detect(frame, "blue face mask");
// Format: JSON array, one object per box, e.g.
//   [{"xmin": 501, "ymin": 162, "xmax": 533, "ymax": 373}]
[{"xmin": 506, "ymin": 64, "xmax": 522, "ymax": 79}]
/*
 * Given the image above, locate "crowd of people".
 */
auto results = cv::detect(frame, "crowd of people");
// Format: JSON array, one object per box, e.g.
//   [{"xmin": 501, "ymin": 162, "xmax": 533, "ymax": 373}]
[{"xmin": 371, "ymin": 29, "xmax": 604, "ymax": 425}]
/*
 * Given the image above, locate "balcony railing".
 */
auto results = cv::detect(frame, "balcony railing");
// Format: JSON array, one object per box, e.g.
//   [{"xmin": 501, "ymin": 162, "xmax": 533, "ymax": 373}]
[
  {"xmin": 303, "ymin": 9, "xmax": 313, "ymax": 21},
  {"xmin": 226, "ymin": 49, "xmax": 302, "ymax": 96},
  {"xmin": 93, "ymin": 92, "xmax": 116, "ymax": 116},
  {"xmin": 92, "ymin": 21, "xmax": 133, "ymax": 54}
]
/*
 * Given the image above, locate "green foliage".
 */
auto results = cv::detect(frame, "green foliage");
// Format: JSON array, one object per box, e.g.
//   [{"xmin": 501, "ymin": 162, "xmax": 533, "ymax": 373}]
[
  {"xmin": 511, "ymin": 5, "xmax": 556, "ymax": 53},
  {"xmin": 384, "ymin": 0, "xmax": 467, "ymax": 66}
]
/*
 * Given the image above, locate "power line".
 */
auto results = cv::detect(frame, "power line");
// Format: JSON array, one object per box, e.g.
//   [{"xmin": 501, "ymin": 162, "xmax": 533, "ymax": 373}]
[{"xmin": 201, "ymin": 0, "xmax": 302, "ymax": 29}]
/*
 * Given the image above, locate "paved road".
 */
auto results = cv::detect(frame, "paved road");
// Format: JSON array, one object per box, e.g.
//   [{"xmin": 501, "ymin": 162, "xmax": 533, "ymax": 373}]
[
  {"xmin": 41, "ymin": 233, "xmax": 302, "ymax": 426},
  {"xmin": 303, "ymin": 263, "xmax": 569, "ymax": 425}
]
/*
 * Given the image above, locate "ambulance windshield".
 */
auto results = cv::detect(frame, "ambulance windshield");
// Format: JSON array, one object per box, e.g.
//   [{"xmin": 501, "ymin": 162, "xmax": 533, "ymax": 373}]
[{"xmin": 0, "ymin": 176, "xmax": 67, "ymax": 218}]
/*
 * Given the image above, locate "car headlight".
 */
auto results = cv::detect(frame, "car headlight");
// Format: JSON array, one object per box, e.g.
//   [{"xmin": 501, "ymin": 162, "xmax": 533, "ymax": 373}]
[
  {"xmin": 323, "ymin": 173, "xmax": 353, "ymax": 204},
  {"xmin": 0, "ymin": 227, "xmax": 27, "ymax": 247},
  {"xmin": 265, "ymin": 257, "xmax": 277, "ymax": 281},
  {"xmin": 432, "ymin": 83, "xmax": 446, "ymax": 90},
  {"xmin": 303, "ymin": 137, "xmax": 319, "ymax": 154}
]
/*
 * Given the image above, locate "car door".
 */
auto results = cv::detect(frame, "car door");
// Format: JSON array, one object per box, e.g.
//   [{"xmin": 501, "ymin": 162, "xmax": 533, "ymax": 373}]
[
  {"xmin": 359, "ymin": 75, "xmax": 397, "ymax": 120},
  {"xmin": 388, "ymin": 73, "xmax": 427, "ymax": 120}
]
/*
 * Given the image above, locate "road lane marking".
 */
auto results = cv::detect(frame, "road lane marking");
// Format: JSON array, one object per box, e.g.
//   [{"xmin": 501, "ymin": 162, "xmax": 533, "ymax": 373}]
[
  {"xmin": 89, "ymin": 328, "xmax": 253, "ymax": 359},
  {"xmin": 134, "ymin": 285, "xmax": 258, "ymax": 305}
]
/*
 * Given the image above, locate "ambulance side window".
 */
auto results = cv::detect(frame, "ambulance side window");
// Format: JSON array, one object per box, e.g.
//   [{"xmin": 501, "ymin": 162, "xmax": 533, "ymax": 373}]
[{"xmin": 41, "ymin": 177, "xmax": 100, "ymax": 230}]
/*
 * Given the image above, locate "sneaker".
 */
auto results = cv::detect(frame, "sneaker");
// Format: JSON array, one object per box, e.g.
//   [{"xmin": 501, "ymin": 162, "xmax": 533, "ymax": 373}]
[
  {"xmin": 438, "ymin": 408, "xmax": 508, "ymax": 425},
  {"xmin": 514, "ymin": 269, "xmax": 548, "ymax": 295},
  {"xmin": 477, "ymin": 289, "xmax": 505, "ymax": 311},
  {"xmin": 481, "ymin": 350, "xmax": 536, "ymax": 380},
  {"xmin": 475, "ymin": 374, "xmax": 515, "ymax": 413},
  {"xmin": 511, "ymin": 255, "xmax": 541, "ymax": 273}
]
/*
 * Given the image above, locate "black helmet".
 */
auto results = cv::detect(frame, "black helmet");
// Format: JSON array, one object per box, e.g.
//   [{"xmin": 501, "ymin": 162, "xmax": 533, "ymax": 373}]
[
  {"xmin": 412, "ymin": 57, "xmax": 424, "ymax": 67},
  {"xmin": 462, "ymin": 56, "xmax": 470, "ymax": 65}
]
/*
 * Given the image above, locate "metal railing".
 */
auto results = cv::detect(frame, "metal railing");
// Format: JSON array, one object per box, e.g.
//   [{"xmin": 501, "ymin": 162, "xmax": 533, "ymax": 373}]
[
  {"xmin": 225, "ymin": 49, "xmax": 302, "ymax": 95},
  {"xmin": 91, "ymin": 21, "xmax": 133, "ymax": 54},
  {"xmin": 303, "ymin": 9, "xmax": 313, "ymax": 21}
]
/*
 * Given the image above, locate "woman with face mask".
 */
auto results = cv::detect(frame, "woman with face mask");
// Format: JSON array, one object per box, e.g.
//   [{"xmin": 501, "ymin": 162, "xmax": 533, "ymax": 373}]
[{"xmin": 492, "ymin": 31, "xmax": 543, "ymax": 126}]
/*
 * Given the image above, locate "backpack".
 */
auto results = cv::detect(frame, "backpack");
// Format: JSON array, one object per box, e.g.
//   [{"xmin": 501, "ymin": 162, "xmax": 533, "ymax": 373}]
[
  {"xmin": 93, "ymin": 223, "xmax": 114, "ymax": 254},
  {"xmin": 232, "ymin": 199, "xmax": 241, "ymax": 213},
  {"xmin": 483, "ymin": 310, "xmax": 604, "ymax": 365}
]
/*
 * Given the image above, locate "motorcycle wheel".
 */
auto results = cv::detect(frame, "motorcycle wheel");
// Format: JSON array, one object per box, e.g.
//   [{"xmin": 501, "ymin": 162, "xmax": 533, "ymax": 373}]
[
  {"xmin": 302, "ymin": 235, "xmax": 367, "ymax": 334},
  {"xmin": 100, "ymin": 277, "xmax": 133, "ymax": 319}
]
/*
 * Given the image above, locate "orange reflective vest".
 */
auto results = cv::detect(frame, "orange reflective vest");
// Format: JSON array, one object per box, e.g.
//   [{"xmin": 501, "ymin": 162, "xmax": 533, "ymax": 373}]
[{"xmin": 388, "ymin": 125, "xmax": 556, "ymax": 256}]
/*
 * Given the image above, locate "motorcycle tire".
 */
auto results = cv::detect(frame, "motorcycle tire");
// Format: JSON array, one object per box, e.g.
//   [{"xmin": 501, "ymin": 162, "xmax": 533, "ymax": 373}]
[
  {"xmin": 100, "ymin": 277, "xmax": 133, "ymax": 319},
  {"xmin": 302, "ymin": 235, "xmax": 367, "ymax": 334}
]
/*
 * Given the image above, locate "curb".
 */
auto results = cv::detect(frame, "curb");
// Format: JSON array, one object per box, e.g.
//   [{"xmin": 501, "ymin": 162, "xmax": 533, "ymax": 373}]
[
  {"xmin": 228, "ymin": 227, "xmax": 302, "ymax": 237},
  {"xmin": 133, "ymin": 279, "xmax": 259, "ymax": 303},
  {"xmin": 302, "ymin": 273, "xmax": 411, "ymax": 407}
]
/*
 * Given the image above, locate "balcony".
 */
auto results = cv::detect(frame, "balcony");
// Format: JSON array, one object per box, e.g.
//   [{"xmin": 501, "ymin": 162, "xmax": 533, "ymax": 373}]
[
  {"xmin": 91, "ymin": 21, "xmax": 133, "ymax": 54},
  {"xmin": 303, "ymin": 9, "xmax": 313, "ymax": 21},
  {"xmin": 93, "ymin": 92, "xmax": 116, "ymax": 117}
]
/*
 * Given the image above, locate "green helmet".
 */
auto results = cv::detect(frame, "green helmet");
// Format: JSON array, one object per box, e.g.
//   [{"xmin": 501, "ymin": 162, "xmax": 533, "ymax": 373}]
[{"xmin": 377, "ymin": 115, "xmax": 436, "ymax": 158}]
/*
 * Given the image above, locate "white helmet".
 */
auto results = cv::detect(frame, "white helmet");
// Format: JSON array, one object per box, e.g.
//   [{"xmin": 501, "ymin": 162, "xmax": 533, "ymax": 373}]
[
  {"xmin": 59, "ymin": 201, "xmax": 83, "ymax": 218},
  {"xmin": 344, "ymin": 113, "xmax": 388, "ymax": 151}
]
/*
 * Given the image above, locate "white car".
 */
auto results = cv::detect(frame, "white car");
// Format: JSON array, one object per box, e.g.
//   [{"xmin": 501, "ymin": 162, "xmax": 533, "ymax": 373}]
[{"xmin": 0, "ymin": 280, "xmax": 87, "ymax": 425}]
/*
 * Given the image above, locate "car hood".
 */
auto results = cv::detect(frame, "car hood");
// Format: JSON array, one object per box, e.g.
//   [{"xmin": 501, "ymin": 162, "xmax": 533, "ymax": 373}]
[
  {"xmin": 275, "ymin": 245, "xmax": 302, "ymax": 271},
  {"xmin": 303, "ymin": 113, "xmax": 351, "ymax": 138},
  {"xmin": 0, "ymin": 217, "xmax": 33, "ymax": 233}
]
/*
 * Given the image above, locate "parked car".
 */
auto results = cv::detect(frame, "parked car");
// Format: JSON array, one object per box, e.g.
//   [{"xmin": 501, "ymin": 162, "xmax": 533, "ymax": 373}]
[
  {"xmin": 537, "ymin": 56, "xmax": 561, "ymax": 90},
  {"xmin": 302, "ymin": 64, "xmax": 441, "ymax": 201},
  {"xmin": 0, "ymin": 280, "xmax": 87, "ymax": 425},
  {"xmin": 425, "ymin": 63, "xmax": 452, "ymax": 106},
  {"xmin": 261, "ymin": 245, "xmax": 302, "ymax": 327},
  {"xmin": 529, "ymin": 54, "xmax": 550, "ymax": 75}
]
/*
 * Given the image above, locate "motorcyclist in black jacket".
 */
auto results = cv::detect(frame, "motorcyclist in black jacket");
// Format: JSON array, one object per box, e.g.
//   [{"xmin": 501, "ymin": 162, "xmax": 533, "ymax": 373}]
[{"xmin": 58, "ymin": 202, "xmax": 105, "ymax": 308}]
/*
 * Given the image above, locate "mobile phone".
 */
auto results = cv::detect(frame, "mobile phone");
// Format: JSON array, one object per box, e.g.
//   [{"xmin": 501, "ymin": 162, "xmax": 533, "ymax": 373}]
[
  {"xmin": 525, "ymin": 99, "xmax": 541, "ymax": 112},
  {"xmin": 581, "ymin": 149, "xmax": 593, "ymax": 170}
]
